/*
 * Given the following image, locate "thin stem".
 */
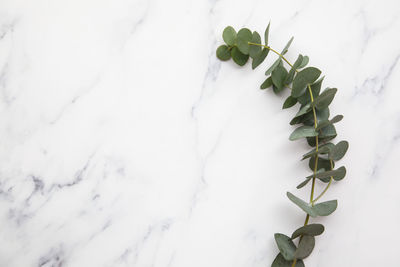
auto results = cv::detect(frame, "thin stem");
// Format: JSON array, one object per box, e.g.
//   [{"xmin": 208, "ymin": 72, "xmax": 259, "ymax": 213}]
[
  {"xmin": 312, "ymin": 159, "xmax": 334, "ymax": 203},
  {"xmin": 248, "ymin": 42, "xmax": 324, "ymax": 267},
  {"xmin": 308, "ymin": 84, "xmax": 319, "ymax": 206},
  {"xmin": 248, "ymin": 42, "xmax": 295, "ymax": 69}
]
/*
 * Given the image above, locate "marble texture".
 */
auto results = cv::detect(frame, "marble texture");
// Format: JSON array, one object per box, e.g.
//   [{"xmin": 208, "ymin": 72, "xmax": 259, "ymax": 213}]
[{"xmin": 0, "ymin": 0, "xmax": 399, "ymax": 266}]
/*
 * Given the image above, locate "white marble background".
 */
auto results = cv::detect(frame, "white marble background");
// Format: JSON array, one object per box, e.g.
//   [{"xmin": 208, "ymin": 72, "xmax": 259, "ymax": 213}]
[{"xmin": 0, "ymin": 0, "xmax": 399, "ymax": 266}]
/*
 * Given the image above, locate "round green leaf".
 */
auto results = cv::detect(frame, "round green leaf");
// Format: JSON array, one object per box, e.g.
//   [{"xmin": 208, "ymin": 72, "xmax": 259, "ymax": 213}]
[
  {"xmin": 313, "ymin": 200, "xmax": 338, "ymax": 216},
  {"xmin": 297, "ymin": 76, "xmax": 324, "ymax": 105},
  {"xmin": 314, "ymin": 88, "xmax": 337, "ymax": 110},
  {"xmin": 271, "ymin": 253, "xmax": 305, "ymax": 267},
  {"xmin": 308, "ymin": 166, "xmax": 346, "ymax": 181},
  {"xmin": 294, "ymin": 235, "xmax": 315, "ymax": 259},
  {"xmin": 216, "ymin": 45, "xmax": 231, "ymax": 61},
  {"xmin": 236, "ymin": 28, "xmax": 252, "ymax": 55},
  {"xmin": 249, "ymin": 31, "xmax": 262, "ymax": 58},
  {"xmin": 231, "ymin": 46, "xmax": 249, "ymax": 66},
  {"xmin": 274, "ymin": 233, "xmax": 296, "ymax": 261},
  {"xmin": 308, "ymin": 156, "xmax": 334, "ymax": 172},
  {"xmin": 271, "ymin": 65, "xmax": 288, "ymax": 92},
  {"xmin": 291, "ymin": 67, "xmax": 322, "ymax": 97},
  {"xmin": 289, "ymin": 126, "xmax": 318, "ymax": 141},
  {"xmin": 222, "ymin": 26, "xmax": 236, "ymax": 46},
  {"xmin": 301, "ymin": 143, "xmax": 333, "ymax": 160},
  {"xmin": 329, "ymin": 141, "xmax": 349, "ymax": 161},
  {"xmin": 291, "ymin": 224, "xmax": 325, "ymax": 239}
]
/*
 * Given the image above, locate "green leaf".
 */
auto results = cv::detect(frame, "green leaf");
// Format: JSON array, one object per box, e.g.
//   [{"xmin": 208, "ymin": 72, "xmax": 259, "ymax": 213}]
[
  {"xmin": 298, "ymin": 56, "xmax": 309, "ymax": 68},
  {"xmin": 264, "ymin": 22, "xmax": 270, "ymax": 45},
  {"xmin": 296, "ymin": 178, "xmax": 311, "ymax": 189},
  {"xmin": 289, "ymin": 126, "xmax": 318, "ymax": 141},
  {"xmin": 297, "ymin": 76, "xmax": 324, "ymax": 105},
  {"xmin": 309, "ymin": 156, "xmax": 334, "ymax": 172},
  {"xmin": 319, "ymin": 124, "xmax": 337, "ymax": 139},
  {"xmin": 260, "ymin": 77, "xmax": 272, "ymax": 89},
  {"xmin": 287, "ymin": 192, "xmax": 338, "ymax": 217},
  {"xmin": 252, "ymin": 48, "xmax": 269, "ymax": 69},
  {"xmin": 281, "ymin": 37, "xmax": 294, "ymax": 55},
  {"xmin": 313, "ymin": 200, "xmax": 338, "ymax": 216},
  {"xmin": 292, "ymin": 67, "xmax": 322, "ymax": 98},
  {"xmin": 291, "ymin": 224, "xmax": 325, "ymax": 239},
  {"xmin": 316, "ymin": 115, "xmax": 343, "ymax": 130},
  {"xmin": 329, "ymin": 141, "xmax": 349, "ymax": 161},
  {"xmin": 231, "ymin": 47, "xmax": 249, "ymax": 66},
  {"xmin": 271, "ymin": 65, "xmax": 288, "ymax": 92},
  {"xmin": 265, "ymin": 58, "xmax": 282, "ymax": 75},
  {"xmin": 314, "ymin": 88, "xmax": 337, "ymax": 110},
  {"xmin": 236, "ymin": 28, "xmax": 253, "ymax": 55},
  {"xmin": 285, "ymin": 54, "xmax": 303, "ymax": 84},
  {"xmin": 216, "ymin": 45, "xmax": 231, "ymax": 61},
  {"xmin": 274, "ymin": 233, "xmax": 296, "ymax": 261},
  {"xmin": 222, "ymin": 26, "xmax": 236, "ymax": 46},
  {"xmin": 271, "ymin": 253, "xmax": 305, "ymax": 267},
  {"xmin": 249, "ymin": 31, "xmax": 262, "ymax": 58},
  {"xmin": 294, "ymin": 103, "xmax": 311, "ymax": 118},
  {"xmin": 308, "ymin": 166, "xmax": 346, "ymax": 181},
  {"xmin": 294, "ymin": 236, "xmax": 315, "ymax": 259},
  {"xmin": 283, "ymin": 96, "xmax": 297, "ymax": 109},
  {"xmin": 287, "ymin": 192, "xmax": 317, "ymax": 217},
  {"xmin": 301, "ymin": 143, "xmax": 333, "ymax": 160}
]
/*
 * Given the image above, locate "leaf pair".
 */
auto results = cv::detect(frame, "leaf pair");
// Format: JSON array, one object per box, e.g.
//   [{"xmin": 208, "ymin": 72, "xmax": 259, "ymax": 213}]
[
  {"xmin": 292, "ymin": 67, "xmax": 321, "ymax": 97},
  {"xmin": 287, "ymin": 192, "xmax": 337, "ymax": 217},
  {"xmin": 216, "ymin": 26, "xmax": 250, "ymax": 66},
  {"xmin": 274, "ymin": 230, "xmax": 317, "ymax": 263}
]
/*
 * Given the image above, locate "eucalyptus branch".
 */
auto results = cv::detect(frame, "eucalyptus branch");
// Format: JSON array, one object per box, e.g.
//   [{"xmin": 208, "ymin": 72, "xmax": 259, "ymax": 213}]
[{"xmin": 216, "ymin": 23, "xmax": 349, "ymax": 267}]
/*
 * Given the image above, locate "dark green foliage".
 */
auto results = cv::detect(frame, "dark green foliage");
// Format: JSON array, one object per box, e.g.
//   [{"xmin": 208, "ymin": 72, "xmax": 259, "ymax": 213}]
[
  {"xmin": 294, "ymin": 235, "xmax": 315, "ymax": 259},
  {"xmin": 272, "ymin": 65, "xmax": 288, "ymax": 92},
  {"xmin": 289, "ymin": 126, "xmax": 318, "ymax": 141},
  {"xmin": 271, "ymin": 253, "xmax": 305, "ymax": 267},
  {"xmin": 274, "ymin": 233, "xmax": 296, "ymax": 260},
  {"xmin": 215, "ymin": 22, "xmax": 347, "ymax": 267},
  {"xmin": 249, "ymin": 31, "xmax": 262, "ymax": 58},
  {"xmin": 231, "ymin": 47, "xmax": 249, "ymax": 66},
  {"xmin": 252, "ymin": 48, "xmax": 269, "ymax": 69},
  {"xmin": 223, "ymin": 26, "xmax": 236, "ymax": 46},
  {"xmin": 329, "ymin": 141, "xmax": 349, "ymax": 161},
  {"xmin": 292, "ymin": 67, "xmax": 322, "ymax": 97},
  {"xmin": 216, "ymin": 45, "xmax": 231, "ymax": 61},
  {"xmin": 260, "ymin": 77, "xmax": 272, "ymax": 89},
  {"xmin": 237, "ymin": 28, "xmax": 253, "ymax": 54},
  {"xmin": 283, "ymin": 96, "xmax": 297, "ymax": 109},
  {"xmin": 265, "ymin": 58, "xmax": 282, "ymax": 75},
  {"xmin": 314, "ymin": 88, "xmax": 337, "ymax": 110},
  {"xmin": 291, "ymin": 224, "xmax": 325, "ymax": 239}
]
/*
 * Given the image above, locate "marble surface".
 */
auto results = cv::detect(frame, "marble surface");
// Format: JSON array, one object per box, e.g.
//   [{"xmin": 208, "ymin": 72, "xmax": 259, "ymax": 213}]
[{"xmin": 0, "ymin": 0, "xmax": 400, "ymax": 266}]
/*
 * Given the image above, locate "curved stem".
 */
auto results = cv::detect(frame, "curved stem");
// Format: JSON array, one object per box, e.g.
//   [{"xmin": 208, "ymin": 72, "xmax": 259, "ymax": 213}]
[
  {"xmin": 247, "ymin": 42, "xmax": 322, "ymax": 267},
  {"xmin": 312, "ymin": 159, "xmax": 334, "ymax": 203},
  {"xmin": 247, "ymin": 42, "xmax": 295, "ymax": 69}
]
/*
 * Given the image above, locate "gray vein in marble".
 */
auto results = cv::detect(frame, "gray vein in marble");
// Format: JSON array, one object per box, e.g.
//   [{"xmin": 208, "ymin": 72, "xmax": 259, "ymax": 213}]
[
  {"xmin": 355, "ymin": 53, "xmax": 400, "ymax": 97},
  {"xmin": 49, "ymin": 75, "xmax": 102, "ymax": 125}
]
